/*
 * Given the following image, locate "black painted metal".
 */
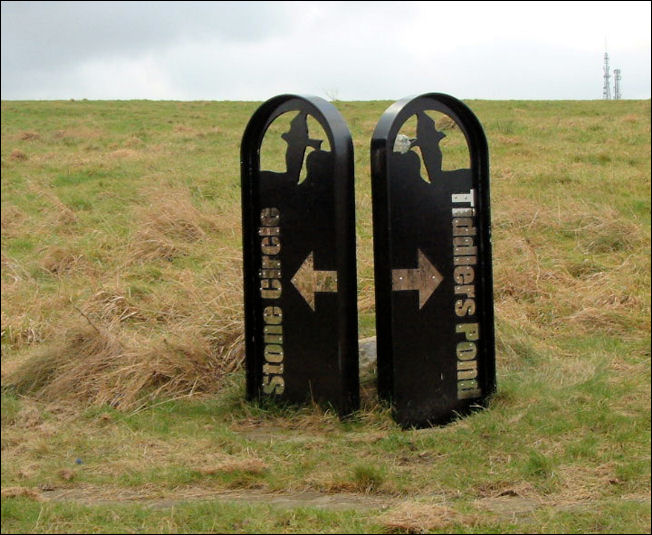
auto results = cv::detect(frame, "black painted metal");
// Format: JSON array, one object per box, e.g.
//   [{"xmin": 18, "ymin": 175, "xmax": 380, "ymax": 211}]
[
  {"xmin": 241, "ymin": 94, "xmax": 359, "ymax": 416},
  {"xmin": 371, "ymin": 93, "xmax": 496, "ymax": 428}
]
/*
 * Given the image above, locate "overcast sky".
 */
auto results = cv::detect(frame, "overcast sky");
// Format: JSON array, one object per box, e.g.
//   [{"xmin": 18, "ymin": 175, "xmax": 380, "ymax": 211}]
[{"xmin": 1, "ymin": 1, "xmax": 650, "ymax": 101}]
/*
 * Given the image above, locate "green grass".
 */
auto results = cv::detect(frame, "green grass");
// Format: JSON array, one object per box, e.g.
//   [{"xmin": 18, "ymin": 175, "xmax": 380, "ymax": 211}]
[
  {"xmin": 2, "ymin": 98, "xmax": 650, "ymax": 533},
  {"xmin": 1, "ymin": 497, "xmax": 376, "ymax": 534}
]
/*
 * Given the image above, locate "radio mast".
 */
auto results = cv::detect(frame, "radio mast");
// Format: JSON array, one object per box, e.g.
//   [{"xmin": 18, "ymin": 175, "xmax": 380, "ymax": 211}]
[
  {"xmin": 613, "ymin": 69, "xmax": 622, "ymax": 100},
  {"xmin": 602, "ymin": 52, "xmax": 611, "ymax": 100}
]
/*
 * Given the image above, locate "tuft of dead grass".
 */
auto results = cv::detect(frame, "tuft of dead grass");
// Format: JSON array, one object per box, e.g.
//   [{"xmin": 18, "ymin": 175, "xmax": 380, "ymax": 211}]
[
  {"xmin": 564, "ymin": 306, "xmax": 638, "ymax": 335},
  {"xmin": 129, "ymin": 186, "xmax": 214, "ymax": 262},
  {"xmin": 87, "ymin": 288, "xmax": 145, "ymax": 323},
  {"xmin": 131, "ymin": 227, "xmax": 187, "ymax": 262},
  {"xmin": 108, "ymin": 148, "xmax": 139, "ymax": 159},
  {"xmin": 126, "ymin": 185, "xmax": 239, "ymax": 267},
  {"xmin": 434, "ymin": 116, "xmax": 457, "ymax": 131},
  {"xmin": 1, "ymin": 318, "xmax": 43, "ymax": 354},
  {"xmin": 1, "ymin": 253, "xmax": 31, "ymax": 284},
  {"xmin": 554, "ymin": 463, "xmax": 623, "ymax": 503},
  {"xmin": 495, "ymin": 134, "xmax": 522, "ymax": 145},
  {"xmin": 58, "ymin": 469, "xmax": 76, "ymax": 481},
  {"xmin": 473, "ymin": 480, "xmax": 537, "ymax": 499},
  {"xmin": 12, "ymin": 404, "xmax": 44, "ymax": 428},
  {"xmin": 145, "ymin": 207, "xmax": 206, "ymax": 242},
  {"xmin": 4, "ymin": 320, "xmax": 244, "ymax": 410},
  {"xmin": 173, "ymin": 124, "xmax": 196, "ymax": 134},
  {"xmin": 1, "ymin": 205, "xmax": 26, "ymax": 238},
  {"xmin": 380, "ymin": 502, "xmax": 469, "ymax": 533},
  {"xmin": 52, "ymin": 126, "xmax": 103, "ymax": 140},
  {"xmin": 124, "ymin": 136, "xmax": 143, "ymax": 148},
  {"xmin": 19, "ymin": 131, "xmax": 41, "ymax": 141},
  {"xmin": 9, "ymin": 149, "xmax": 27, "ymax": 161},
  {"xmin": 39, "ymin": 246, "xmax": 86, "ymax": 275},
  {"xmin": 25, "ymin": 181, "xmax": 78, "ymax": 228},
  {"xmin": 570, "ymin": 211, "xmax": 642, "ymax": 254},
  {"xmin": 1, "ymin": 486, "xmax": 42, "ymax": 501},
  {"xmin": 197, "ymin": 458, "xmax": 268, "ymax": 476}
]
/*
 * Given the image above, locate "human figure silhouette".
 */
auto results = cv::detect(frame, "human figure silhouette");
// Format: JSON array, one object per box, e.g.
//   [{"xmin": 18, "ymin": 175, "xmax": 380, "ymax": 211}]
[
  {"xmin": 392, "ymin": 111, "xmax": 469, "ymax": 186},
  {"xmin": 271, "ymin": 112, "xmax": 324, "ymax": 184},
  {"xmin": 415, "ymin": 111, "xmax": 446, "ymax": 182}
]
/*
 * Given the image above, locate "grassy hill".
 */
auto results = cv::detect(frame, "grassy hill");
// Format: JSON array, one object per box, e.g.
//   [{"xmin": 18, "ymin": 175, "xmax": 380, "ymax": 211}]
[{"xmin": 1, "ymin": 99, "xmax": 650, "ymax": 533}]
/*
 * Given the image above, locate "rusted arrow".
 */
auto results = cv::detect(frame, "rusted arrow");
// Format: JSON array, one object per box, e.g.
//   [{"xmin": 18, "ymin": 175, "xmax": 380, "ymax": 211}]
[
  {"xmin": 291, "ymin": 252, "xmax": 338, "ymax": 311},
  {"xmin": 392, "ymin": 249, "xmax": 443, "ymax": 309}
]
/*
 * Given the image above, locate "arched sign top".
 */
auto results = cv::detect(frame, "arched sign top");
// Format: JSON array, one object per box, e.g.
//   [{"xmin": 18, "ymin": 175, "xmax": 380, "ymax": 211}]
[
  {"xmin": 242, "ymin": 94, "xmax": 353, "ymax": 173},
  {"xmin": 371, "ymin": 92, "xmax": 487, "ymax": 161}
]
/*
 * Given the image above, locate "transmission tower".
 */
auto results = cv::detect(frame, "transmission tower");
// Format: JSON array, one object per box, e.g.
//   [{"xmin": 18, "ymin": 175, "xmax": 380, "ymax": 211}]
[
  {"xmin": 602, "ymin": 52, "xmax": 611, "ymax": 100},
  {"xmin": 613, "ymin": 69, "xmax": 622, "ymax": 100}
]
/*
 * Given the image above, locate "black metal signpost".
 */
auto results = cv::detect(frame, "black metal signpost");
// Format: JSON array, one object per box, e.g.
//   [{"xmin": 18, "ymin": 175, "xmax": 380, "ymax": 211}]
[
  {"xmin": 371, "ymin": 93, "xmax": 496, "ymax": 428},
  {"xmin": 241, "ymin": 95, "xmax": 359, "ymax": 416}
]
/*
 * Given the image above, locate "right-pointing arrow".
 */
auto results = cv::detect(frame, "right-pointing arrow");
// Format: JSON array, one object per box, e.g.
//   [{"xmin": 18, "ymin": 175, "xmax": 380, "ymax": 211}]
[{"xmin": 392, "ymin": 249, "xmax": 444, "ymax": 309}]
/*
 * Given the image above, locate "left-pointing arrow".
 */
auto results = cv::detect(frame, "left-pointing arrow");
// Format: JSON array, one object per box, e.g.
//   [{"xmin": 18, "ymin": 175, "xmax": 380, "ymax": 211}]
[{"xmin": 291, "ymin": 252, "xmax": 338, "ymax": 311}]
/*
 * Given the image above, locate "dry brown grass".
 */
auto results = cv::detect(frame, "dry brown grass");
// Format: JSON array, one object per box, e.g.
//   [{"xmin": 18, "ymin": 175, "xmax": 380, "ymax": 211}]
[
  {"xmin": 197, "ymin": 458, "xmax": 268, "ymax": 476},
  {"xmin": 87, "ymin": 287, "xmax": 145, "ymax": 324},
  {"xmin": 19, "ymin": 131, "xmax": 41, "ymax": 141},
  {"xmin": 53, "ymin": 126, "xmax": 103, "ymax": 140},
  {"xmin": 2, "ymin": 121, "xmax": 246, "ymax": 417},
  {"xmin": 9, "ymin": 149, "xmax": 27, "ymax": 161},
  {"xmin": 3, "ymin": 184, "xmax": 246, "ymax": 410},
  {"xmin": 173, "ymin": 124, "xmax": 196, "ymax": 134},
  {"xmin": 108, "ymin": 148, "xmax": 139, "ymax": 159},
  {"xmin": 380, "ymin": 502, "xmax": 470, "ymax": 533},
  {"xmin": 1, "ymin": 486, "xmax": 43, "ymax": 501},
  {"xmin": 57, "ymin": 469, "xmax": 76, "ymax": 481},
  {"xmin": 25, "ymin": 181, "xmax": 78, "ymax": 228},
  {"xmin": 554, "ymin": 463, "xmax": 625, "ymax": 503},
  {"xmin": 491, "ymin": 191, "xmax": 650, "ymax": 342},
  {"xmin": 0, "ymin": 284, "xmax": 71, "ymax": 350},
  {"xmin": 569, "ymin": 210, "xmax": 643, "ymax": 254},
  {"xmin": 473, "ymin": 480, "xmax": 538, "ymax": 499},
  {"xmin": 6, "ymin": 319, "xmax": 243, "ymax": 410},
  {"xmin": 39, "ymin": 245, "xmax": 87, "ymax": 275},
  {"xmin": 0, "ymin": 205, "xmax": 26, "ymax": 238},
  {"xmin": 131, "ymin": 227, "xmax": 189, "ymax": 262},
  {"xmin": 129, "ymin": 186, "xmax": 221, "ymax": 262}
]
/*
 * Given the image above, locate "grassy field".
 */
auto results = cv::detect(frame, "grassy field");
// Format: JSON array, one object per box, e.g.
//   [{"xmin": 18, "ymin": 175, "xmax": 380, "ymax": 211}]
[{"xmin": 1, "ymin": 98, "xmax": 650, "ymax": 533}]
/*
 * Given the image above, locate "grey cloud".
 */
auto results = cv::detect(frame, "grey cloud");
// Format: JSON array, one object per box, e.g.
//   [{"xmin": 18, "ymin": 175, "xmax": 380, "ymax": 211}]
[
  {"xmin": 1, "ymin": 1, "xmax": 292, "ymax": 74},
  {"xmin": 1, "ymin": 1, "xmax": 649, "ymax": 100}
]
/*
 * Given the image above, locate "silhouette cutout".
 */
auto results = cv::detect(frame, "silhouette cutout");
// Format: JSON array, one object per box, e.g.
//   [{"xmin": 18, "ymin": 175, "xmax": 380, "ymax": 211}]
[
  {"xmin": 262, "ymin": 112, "xmax": 329, "ymax": 186},
  {"xmin": 279, "ymin": 112, "xmax": 324, "ymax": 183},
  {"xmin": 393, "ymin": 111, "xmax": 469, "ymax": 185}
]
